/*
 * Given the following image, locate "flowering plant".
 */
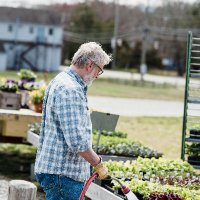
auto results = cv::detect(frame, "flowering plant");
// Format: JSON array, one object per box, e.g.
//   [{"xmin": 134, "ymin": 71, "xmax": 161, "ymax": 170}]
[
  {"xmin": 0, "ymin": 79, "xmax": 18, "ymax": 93},
  {"xmin": 18, "ymin": 80, "xmax": 41, "ymax": 91},
  {"xmin": 29, "ymin": 86, "xmax": 46, "ymax": 104}
]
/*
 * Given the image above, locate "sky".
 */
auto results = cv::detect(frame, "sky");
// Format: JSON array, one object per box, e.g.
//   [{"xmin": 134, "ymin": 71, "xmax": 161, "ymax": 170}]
[{"xmin": 0, "ymin": 0, "xmax": 198, "ymax": 7}]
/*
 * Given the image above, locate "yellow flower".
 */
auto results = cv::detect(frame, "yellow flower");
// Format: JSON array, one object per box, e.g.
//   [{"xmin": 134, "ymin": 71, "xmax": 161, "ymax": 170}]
[{"xmin": 29, "ymin": 87, "xmax": 46, "ymax": 104}]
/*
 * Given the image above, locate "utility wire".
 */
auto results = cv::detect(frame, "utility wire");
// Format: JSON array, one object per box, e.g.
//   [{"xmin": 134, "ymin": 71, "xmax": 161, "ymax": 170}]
[{"xmin": 63, "ymin": 26, "xmax": 198, "ymax": 43}]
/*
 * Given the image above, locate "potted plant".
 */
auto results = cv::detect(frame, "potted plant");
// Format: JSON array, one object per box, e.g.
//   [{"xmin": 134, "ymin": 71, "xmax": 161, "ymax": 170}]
[
  {"xmin": 29, "ymin": 86, "xmax": 46, "ymax": 113},
  {"xmin": 17, "ymin": 69, "xmax": 37, "ymax": 82},
  {"xmin": 0, "ymin": 79, "xmax": 18, "ymax": 93},
  {"xmin": 18, "ymin": 81, "xmax": 42, "ymax": 109},
  {"xmin": 0, "ymin": 79, "xmax": 21, "ymax": 110}
]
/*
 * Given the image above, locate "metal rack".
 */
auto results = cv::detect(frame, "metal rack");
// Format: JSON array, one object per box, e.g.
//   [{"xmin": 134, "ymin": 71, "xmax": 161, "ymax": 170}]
[{"xmin": 181, "ymin": 31, "xmax": 200, "ymax": 168}]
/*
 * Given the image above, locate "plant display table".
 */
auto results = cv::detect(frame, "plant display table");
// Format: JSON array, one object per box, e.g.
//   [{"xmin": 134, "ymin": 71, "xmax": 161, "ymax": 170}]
[
  {"xmin": 27, "ymin": 130, "xmax": 200, "ymax": 200},
  {"xmin": 0, "ymin": 109, "xmax": 41, "ymax": 141}
]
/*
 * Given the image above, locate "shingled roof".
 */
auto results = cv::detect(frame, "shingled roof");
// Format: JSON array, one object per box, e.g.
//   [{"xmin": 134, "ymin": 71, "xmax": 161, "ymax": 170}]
[{"xmin": 0, "ymin": 7, "xmax": 61, "ymax": 25}]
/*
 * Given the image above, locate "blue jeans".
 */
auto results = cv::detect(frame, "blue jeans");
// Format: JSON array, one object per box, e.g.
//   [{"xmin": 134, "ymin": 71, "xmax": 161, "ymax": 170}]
[{"xmin": 35, "ymin": 173, "xmax": 84, "ymax": 200}]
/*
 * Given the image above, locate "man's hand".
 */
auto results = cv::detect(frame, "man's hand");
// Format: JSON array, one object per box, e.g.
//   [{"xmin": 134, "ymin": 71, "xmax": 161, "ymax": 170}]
[
  {"xmin": 79, "ymin": 149, "xmax": 109, "ymax": 179},
  {"xmin": 94, "ymin": 162, "xmax": 109, "ymax": 180}
]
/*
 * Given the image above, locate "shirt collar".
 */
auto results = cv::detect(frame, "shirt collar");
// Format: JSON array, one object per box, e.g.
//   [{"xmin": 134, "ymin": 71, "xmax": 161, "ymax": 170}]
[{"xmin": 65, "ymin": 67, "xmax": 88, "ymax": 92}]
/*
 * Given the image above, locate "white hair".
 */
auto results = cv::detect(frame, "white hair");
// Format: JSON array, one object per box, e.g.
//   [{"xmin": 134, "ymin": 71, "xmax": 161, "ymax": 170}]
[{"xmin": 71, "ymin": 42, "xmax": 112, "ymax": 68}]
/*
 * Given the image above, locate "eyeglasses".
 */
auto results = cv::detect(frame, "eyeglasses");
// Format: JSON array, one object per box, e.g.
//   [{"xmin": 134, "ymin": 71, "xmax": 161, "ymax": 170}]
[
  {"xmin": 89, "ymin": 59, "xmax": 104, "ymax": 76},
  {"xmin": 94, "ymin": 64, "xmax": 104, "ymax": 76}
]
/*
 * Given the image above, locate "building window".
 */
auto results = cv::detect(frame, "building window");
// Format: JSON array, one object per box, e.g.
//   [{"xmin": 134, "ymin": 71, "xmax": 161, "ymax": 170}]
[
  {"xmin": 10, "ymin": 44, "xmax": 14, "ymax": 50},
  {"xmin": 29, "ymin": 26, "xmax": 34, "ymax": 34},
  {"xmin": 8, "ymin": 24, "xmax": 13, "ymax": 32},
  {"xmin": 49, "ymin": 28, "xmax": 53, "ymax": 35}
]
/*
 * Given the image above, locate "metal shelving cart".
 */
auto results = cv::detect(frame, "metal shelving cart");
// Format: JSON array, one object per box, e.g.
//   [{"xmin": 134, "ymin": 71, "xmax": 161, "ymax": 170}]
[{"xmin": 181, "ymin": 31, "xmax": 200, "ymax": 169}]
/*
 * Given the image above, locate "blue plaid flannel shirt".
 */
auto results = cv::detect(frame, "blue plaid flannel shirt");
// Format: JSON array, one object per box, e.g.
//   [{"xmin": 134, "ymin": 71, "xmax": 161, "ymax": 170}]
[{"xmin": 34, "ymin": 68, "xmax": 92, "ymax": 182}]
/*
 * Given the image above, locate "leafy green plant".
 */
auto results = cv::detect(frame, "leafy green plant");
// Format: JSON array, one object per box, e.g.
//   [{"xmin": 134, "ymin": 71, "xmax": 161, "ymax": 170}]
[
  {"xmin": 0, "ymin": 143, "xmax": 36, "ymax": 174},
  {"xmin": 185, "ymin": 143, "xmax": 200, "ymax": 156},
  {"xmin": 28, "ymin": 123, "xmax": 41, "ymax": 135},
  {"xmin": 93, "ymin": 129, "xmax": 127, "ymax": 138},
  {"xmin": 108, "ymin": 158, "xmax": 200, "ymax": 200},
  {"xmin": 0, "ymin": 143, "xmax": 36, "ymax": 156},
  {"xmin": 125, "ymin": 179, "xmax": 200, "ymax": 200},
  {"xmin": 190, "ymin": 124, "xmax": 200, "ymax": 130},
  {"xmin": 106, "ymin": 158, "xmax": 196, "ymax": 179},
  {"xmin": 94, "ymin": 135, "xmax": 162, "ymax": 158},
  {"xmin": 17, "ymin": 69, "xmax": 37, "ymax": 81},
  {"xmin": 185, "ymin": 143, "xmax": 200, "ymax": 166},
  {"xmin": 28, "ymin": 123, "xmax": 162, "ymax": 158},
  {"xmin": 93, "ymin": 141, "xmax": 162, "ymax": 158}
]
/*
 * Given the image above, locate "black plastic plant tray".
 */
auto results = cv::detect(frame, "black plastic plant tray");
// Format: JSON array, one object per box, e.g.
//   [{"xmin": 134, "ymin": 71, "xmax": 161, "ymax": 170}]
[
  {"xmin": 95, "ymin": 178, "xmax": 126, "ymax": 199},
  {"xmin": 190, "ymin": 129, "xmax": 200, "ymax": 138},
  {"xmin": 189, "ymin": 134, "xmax": 200, "ymax": 139},
  {"xmin": 188, "ymin": 159, "xmax": 200, "ymax": 165},
  {"xmin": 95, "ymin": 177, "xmax": 143, "ymax": 200}
]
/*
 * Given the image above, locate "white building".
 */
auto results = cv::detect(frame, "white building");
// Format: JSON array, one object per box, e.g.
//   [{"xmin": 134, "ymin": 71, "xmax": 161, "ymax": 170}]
[{"xmin": 0, "ymin": 7, "xmax": 63, "ymax": 72}]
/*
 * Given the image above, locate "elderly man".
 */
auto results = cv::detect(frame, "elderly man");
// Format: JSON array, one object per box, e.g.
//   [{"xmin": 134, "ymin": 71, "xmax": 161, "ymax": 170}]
[{"xmin": 34, "ymin": 42, "xmax": 112, "ymax": 200}]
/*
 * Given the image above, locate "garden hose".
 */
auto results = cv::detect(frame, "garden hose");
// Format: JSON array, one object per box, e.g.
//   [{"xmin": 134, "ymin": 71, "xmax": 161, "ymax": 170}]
[
  {"xmin": 78, "ymin": 173, "xmax": 98, "ymax": 200},
  {"xmin": 79, "ymin": 173, "xmax": 139, "ymax": 200}
]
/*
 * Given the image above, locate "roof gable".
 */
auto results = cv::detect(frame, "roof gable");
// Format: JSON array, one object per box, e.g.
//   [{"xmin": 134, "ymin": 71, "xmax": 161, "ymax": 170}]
[{"xmin": 0, "ymin": 7, "xmax": 61, "ymax": 26}]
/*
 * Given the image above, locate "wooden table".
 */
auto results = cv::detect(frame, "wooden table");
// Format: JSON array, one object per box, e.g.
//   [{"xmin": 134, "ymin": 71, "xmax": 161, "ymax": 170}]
[{"xmin": 0, "ymin": 109, "xmax": 42, "ymax": 141}]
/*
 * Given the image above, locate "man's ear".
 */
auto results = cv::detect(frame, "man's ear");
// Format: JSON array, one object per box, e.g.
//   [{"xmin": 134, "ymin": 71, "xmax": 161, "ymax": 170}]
[{"xmin": 86, "ymin": 63, "xmax": 93, "ymax": 73}]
